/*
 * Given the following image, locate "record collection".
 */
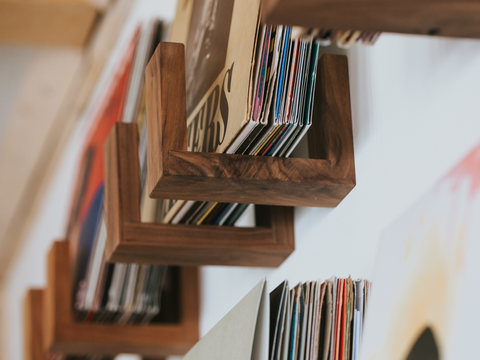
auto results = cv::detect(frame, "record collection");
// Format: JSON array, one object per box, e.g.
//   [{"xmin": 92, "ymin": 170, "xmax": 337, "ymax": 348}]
[
  {"xmin": 67, "ymin": 18, "xmax": 172, "ymax": 336},
  {"xmin": 269, "ymin": 278, "xmax": 371, "ymax": 360},
  {"xmin": 182, "ymin": 277, "xmax": 371, "ymax": 360}
]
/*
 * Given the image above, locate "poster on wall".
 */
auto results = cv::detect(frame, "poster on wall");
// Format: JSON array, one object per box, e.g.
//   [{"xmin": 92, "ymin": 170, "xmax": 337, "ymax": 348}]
[{"xmin": 360, "ymin": 142, "xmax": 480, "ymax": 360}]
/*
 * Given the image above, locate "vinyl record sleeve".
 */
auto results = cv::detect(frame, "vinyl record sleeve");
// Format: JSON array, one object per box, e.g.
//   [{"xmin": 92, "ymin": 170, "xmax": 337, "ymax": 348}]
[{"xmin": 170, "ymin": 0, "xmax": 261, "ymax": 154}]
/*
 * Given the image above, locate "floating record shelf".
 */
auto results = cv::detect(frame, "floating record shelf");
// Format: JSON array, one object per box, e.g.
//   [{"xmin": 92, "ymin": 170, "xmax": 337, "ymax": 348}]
[
  {"xmin": 260, "ymin": 0, "xmax": 480, "ymax": 39},
  {"xmin": 43, "ymin": 241, "xmax": 199, "ymax": 357},
  {"xmin": 103, "ymin": 41, "xmax": 353, "ymax": 266},
  {"xmin": 24, "ymin": 289, "xmax": 46, "ymax": 360},
  {"xmin": 144, "ymin": 43, "xmax": 355, "ymax": 208},
  {"xmin": 104, "ymin": 123, "xmax": 295, "ymax": 266}
]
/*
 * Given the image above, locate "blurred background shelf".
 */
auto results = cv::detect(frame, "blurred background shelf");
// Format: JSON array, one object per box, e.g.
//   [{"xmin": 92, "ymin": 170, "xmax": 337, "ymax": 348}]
[
  {"xmin": 24, "ymin": 289, "xmax": 46, "ymax": 360},
  {"xmin": 44, "ymin": 241, "xmax": 199, "ymax": 357},
  {"xmin": 0, "ymin": 0, "xmax": 102, "ymax": 47},
  {"xmin": 261, "ymin": 0, "xmax": 480, "ymax": 39}
]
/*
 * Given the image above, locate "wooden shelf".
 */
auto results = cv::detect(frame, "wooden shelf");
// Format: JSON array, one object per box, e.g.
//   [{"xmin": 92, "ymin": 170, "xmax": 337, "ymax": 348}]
[
  {"xmin": 24, "ymin": 289, "xmax": 46, "ymax": 360},
  {"xmin": 145, "ymin": 43, "xmax": 355, "ymax": 208},
  {"xmin": 0, "ymin": 0, "xmax": 99, "ymax": 46},
  {"xmin": 43, "ymin": 241, "xmax": 199, "ymax": 357},
  {"xmin": 104, "ymin": 124, "xmax": 295, "ymax": 267},
  {"xmin": 104, "ymin": 123, "xmax": 295, "ymax": 265},
  {"xmin": 260, "ymin": 0, "xmax": 480, "ymax": 39}
]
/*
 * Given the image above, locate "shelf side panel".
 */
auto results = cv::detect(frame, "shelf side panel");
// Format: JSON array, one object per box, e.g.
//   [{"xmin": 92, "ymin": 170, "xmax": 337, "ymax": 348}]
[
  {"xmin": 104, "ymin": 123, "xmax": 141, "ymax": 260},
  {"xmin": 309, "ymin": 54, "xmax": 356, "ymax": 183},
  {"xmin": 146, "ymin": 42, "xmax": 188, "ymax": 195},
  {"xmin": 24, "ymin": 289, "xmax": 46, "ymax": 360}
]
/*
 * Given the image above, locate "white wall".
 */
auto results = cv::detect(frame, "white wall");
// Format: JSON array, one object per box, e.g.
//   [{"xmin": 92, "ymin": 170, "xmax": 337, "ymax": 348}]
[
  {"xmin": 3, "ymin": 3, "xmax": 480, "ymax": 359},
  {"xmin": 0, "ymin": 46, "xmax": 34, "ymax": 136}
]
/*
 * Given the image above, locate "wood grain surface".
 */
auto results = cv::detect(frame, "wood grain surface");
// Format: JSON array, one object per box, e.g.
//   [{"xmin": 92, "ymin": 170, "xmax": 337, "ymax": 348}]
[
  {"xmin": 104, "ymin": 122, "xmax": 295, "ymax": 266},
  {"xmin": 43, "ymin": 241, "xmax": 199, "ymax": 357},
  {"xmin": 111, "ymin": 206, "xmax": 294, "ymax": 266},
  {"xmin": 24, "ymin": 289, "xmax": 46, "ymax": 360},
  {"xmin": 145, "ymin": 43, "xmax": 355, "ymax": 207},
  {"xmin": 145, "ymin": 42, "xmax": 188, "ymax": 196},
  {"xmin": 104, "ymin": 123, "xmax": 141, "ymax": 261},
  {"xmin": 261, "ymin": 0, "xmax": 480, "ymax": 39}
]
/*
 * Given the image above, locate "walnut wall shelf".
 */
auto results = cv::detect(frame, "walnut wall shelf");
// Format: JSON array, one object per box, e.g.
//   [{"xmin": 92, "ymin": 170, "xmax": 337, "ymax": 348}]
[
  {"xmin": 145, "ymin": 43, "xmax": 355, "ymax": 208},
  {"xmin": 24, "ymin": 289, "xmax": 46, "ymax": 360},
  {"xmin": 104, "ymin": 123, "xmax": 295, "ymax": 266},
  {"xmin": 260, "ymin": 0, "xmax": 480, "ymax": 39},
  {"xmin": 43, "ymin": 241, "xmax": 199, "ymax": 357}
]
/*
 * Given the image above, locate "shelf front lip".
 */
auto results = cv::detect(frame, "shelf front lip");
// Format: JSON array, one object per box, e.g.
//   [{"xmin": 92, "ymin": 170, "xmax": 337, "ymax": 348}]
[
  {"xmin": 106, "ymin": 222, "xmax": 295, "ymax": 267},
  {"xmin": 123, "ymin": 222, "xmax": 276, "ymax": 246},
  {"xmin": 51, "ymin": 323, "xmax": 192, "ymax": 356},
  {"xmin": 166, "ymin": 151, "xmax": 336, "ymax": 182},
  {"xmin": 150, "ymin": 172, "xmax": 355, "ymax": 207},
  {"xmin": 105, "ymin": 222, "xmax": 295, "ymax": 267},
  {"xmin": 149, "ymin": 151, "xmax": 355, "ymax": 207},
  {"xmin": 108, "ymin": 244, "xmax": 294, "ymax": 267}
]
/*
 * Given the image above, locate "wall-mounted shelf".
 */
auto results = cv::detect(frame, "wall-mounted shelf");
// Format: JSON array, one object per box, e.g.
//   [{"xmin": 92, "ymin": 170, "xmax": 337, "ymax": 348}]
[
  {"xmin": 260, "ymin": 0, "xmax": 480, "ymax": 39},
  {"xmin": 145, "ymin": 43, "xmax": 355, "ymax": 208},
  {"xmin": 24, "ymin": 289, "xmax": 46, "ymax": 360},
  {"xmin": 43, "ymin": 241, "xmax": 199, "ymax": 357},
  {"xmin": 0, "ymin": 0, "xmax": 99, "ymax": 46},
  {"xmin": 104, "ymin": 123, "xmax": 295, "ymax": 266}
]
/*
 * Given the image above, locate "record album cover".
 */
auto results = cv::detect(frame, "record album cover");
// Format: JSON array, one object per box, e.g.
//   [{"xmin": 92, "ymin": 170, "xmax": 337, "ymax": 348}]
[{"xmin": 170, "ymin": 0, "xmax": 261, "ymax": 154}]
